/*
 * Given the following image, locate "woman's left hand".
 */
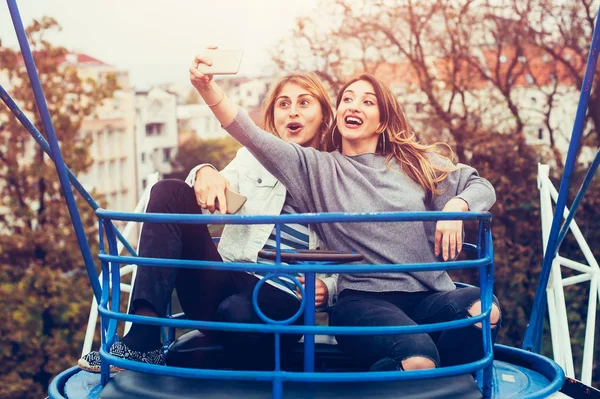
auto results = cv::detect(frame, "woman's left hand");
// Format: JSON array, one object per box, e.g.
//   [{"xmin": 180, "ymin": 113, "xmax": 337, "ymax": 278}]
[
  {"xmin": 435, "ymin": 198, "xmax": 469, "ymax": 261},
  {"xmin": 296, "ymin": 277, "xmax": 329, "ymax": 308}
]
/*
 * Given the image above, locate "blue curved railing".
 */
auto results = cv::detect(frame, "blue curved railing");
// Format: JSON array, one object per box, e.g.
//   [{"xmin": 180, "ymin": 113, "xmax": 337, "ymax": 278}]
[{"xmin": 93, "ymin": 209, "xmax": 496, "ymax": 398}]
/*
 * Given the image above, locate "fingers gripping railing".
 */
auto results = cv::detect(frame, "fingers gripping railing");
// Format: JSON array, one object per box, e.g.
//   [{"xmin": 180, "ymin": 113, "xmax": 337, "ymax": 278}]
[{"xmin": 95, "ymin": 210, "xmax": 496, "ymax": 398}]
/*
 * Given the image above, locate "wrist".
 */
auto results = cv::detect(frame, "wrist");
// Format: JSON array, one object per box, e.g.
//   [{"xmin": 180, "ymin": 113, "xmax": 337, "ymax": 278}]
[
  {"xmin": 195, "ymin": 164, "xmax": 216, "ymax": 180},
  {"xmin": 447, "ymin": 197, "xmax": 469, "ymax": 211}
]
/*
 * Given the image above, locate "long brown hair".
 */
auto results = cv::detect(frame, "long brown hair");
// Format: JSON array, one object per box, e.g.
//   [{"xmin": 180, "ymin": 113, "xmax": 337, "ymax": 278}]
[
  {"xmin": 329, "ymin": 74, "xmax": 456, "ymax": 200},
  {"xmin": 261, "ymin": 73, "xmax": 334, "ymax": 150}
]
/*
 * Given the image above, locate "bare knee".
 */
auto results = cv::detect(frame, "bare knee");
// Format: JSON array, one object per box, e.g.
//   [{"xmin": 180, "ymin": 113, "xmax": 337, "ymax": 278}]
[
  {"xmin": 401, "ymin": 356, "xmax": 436, "ymax": 370},
  {"xmin": 468, "ymin": 300, "xmax": 501, "ymax": 328}
]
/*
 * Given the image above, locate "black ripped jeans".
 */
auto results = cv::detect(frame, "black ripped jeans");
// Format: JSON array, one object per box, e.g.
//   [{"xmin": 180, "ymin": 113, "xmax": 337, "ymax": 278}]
[
  {"xmin": 330, "ymin": 287, "xmax": 501, "ymax": 370},
  {"xmin": 129, "ymin": 179, "xmax": 301, "ymax": 365}
]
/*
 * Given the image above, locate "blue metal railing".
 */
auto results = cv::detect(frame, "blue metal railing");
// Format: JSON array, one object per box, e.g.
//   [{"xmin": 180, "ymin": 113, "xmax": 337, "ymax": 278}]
[{"xmin": 94, "ymin": 209, "xmax": 496, "ymax": 397}]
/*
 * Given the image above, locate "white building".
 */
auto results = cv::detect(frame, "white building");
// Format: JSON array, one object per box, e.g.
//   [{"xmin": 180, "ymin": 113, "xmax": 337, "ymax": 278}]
[
  {"xmin": 63, "ymin": 52, "xmax": 138, "ymax": 214},
  {"xmin": 78, "ymin": 90, "xmax": 137, "ymax": 214},
  {"xmin": 135, "ymin": 87, "xmax": 178, "ymax": 195},
  {"xmin": 177, "ymin": 104, "xmax": 228, "ymax": 140},
  {"xmin": 177, "ymin": 76, "xmax": 270, "ymax": 142}
]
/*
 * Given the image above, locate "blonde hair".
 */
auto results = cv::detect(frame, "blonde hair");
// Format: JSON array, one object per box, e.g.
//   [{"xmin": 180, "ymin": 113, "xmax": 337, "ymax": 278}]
[
  {"xmin": 261, "ymin": 73, "xmax": 334, "ymax": 150},
  {"xmin": 329, "ymin": 74, "xmax": 456, "ymax": 201}
]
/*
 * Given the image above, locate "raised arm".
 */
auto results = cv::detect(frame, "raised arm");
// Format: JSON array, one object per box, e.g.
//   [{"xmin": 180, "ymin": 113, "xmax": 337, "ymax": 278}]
[{"xmin": 188, "ymin": 52, "xmax": 328, "ymax": 213}]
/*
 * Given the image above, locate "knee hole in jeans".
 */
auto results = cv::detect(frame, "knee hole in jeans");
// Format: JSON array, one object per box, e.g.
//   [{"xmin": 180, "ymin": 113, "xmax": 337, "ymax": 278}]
[
  {"xmin": 401, "ymin": 355, "xmax": 437, "ymax": 370},
  {"xmin": 468, "ymin": 300, "xmax": 501, "ymax": 329}
]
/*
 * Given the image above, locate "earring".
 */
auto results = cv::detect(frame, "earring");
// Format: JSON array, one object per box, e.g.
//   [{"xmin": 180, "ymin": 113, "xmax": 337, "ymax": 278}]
[
  {"xmin": 380, "ymin": 132, "xmax": 387, "ymax": 153},
  {"xmin": 331, "ymin": 128, "xmax": 340, "ymax": 150}
]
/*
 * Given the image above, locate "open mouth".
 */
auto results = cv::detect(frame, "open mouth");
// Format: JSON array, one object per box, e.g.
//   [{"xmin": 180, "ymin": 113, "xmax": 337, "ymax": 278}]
[
  {"xmin": 344, "ymin": 116, "xmax": 363, "ymax": 126},
  {"xmin": 286, "ymin": 122, "xmax": 303, "ymax": 133}
]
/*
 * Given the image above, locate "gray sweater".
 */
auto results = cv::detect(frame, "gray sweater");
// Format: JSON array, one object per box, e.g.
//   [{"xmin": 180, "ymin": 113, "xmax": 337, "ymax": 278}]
[{"xmin": 224, "ymin": 110, "xmax": 496, "ymax": 294}]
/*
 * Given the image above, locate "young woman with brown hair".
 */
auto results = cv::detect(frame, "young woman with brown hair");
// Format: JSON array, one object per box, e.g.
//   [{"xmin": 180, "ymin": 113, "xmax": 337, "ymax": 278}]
[{"xmin": 190, "ymin": 52, "xmax": 501, "ymax": 372}]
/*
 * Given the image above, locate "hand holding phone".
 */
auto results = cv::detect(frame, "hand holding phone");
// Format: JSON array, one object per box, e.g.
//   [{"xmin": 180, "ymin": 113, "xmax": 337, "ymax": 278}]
[
  {"xmin": 215, "ymin": 188, "xmax": 247, "ymax": 214},
  {"xmin": 195, "ymin": 49, "xmax": 244, "ymax": 75}
]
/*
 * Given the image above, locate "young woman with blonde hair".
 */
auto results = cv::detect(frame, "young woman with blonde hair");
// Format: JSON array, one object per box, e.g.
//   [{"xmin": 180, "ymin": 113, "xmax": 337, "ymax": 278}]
[
  {"xmin": 79, "ymin": 72, "xmax": 337, "ymax": 372},
  {"xmin": 191, "ymin": 52, "xmax": 501, "ymax": 372}
]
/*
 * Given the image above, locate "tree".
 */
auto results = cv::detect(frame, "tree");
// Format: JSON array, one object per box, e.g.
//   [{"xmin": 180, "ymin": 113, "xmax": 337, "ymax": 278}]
[
  {"xmin": 0, "ymin": 18, "xmax": 117, "ymax": 398},
  {"xmin": 517, "ymin": 0, "xmax": 600, "ymax": 149},
  {"xmin": 169, "ymin": 136, "xmax": 242, "ymax": 180},
  {"xmin": 272, "ymin": 0, "xmax": 600, "ymax": 383},
  {"xmin": 272, "ymin": 0, "xmax": 599, "ymax": 165}
]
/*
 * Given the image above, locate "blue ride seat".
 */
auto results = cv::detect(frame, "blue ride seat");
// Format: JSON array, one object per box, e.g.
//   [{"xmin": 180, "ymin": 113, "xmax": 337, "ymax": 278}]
[
  {"xmin": 166, "ymin": 330, "xmax": 362, "ymax": 371},
  {"xmin": 96, "ymin": 370, "xmax": 484, "ymax": 399}
]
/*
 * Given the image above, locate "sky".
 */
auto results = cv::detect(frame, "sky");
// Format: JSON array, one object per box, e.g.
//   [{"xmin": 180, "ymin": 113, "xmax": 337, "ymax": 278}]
[{"xmin": 1, "ymin": 0, "xmax": 320, "ymax": 88}]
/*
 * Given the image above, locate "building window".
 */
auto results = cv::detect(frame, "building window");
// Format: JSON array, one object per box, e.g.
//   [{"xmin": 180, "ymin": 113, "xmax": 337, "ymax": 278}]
[
  {"xmin": 142, "ymin": 178, "xmax": 148, "ymax": 189},
  {"xmin": 415, "ymin": 103, "xmax": 424, "ymax": 113},
  {"xmin": 163, "ymin": 148, "xmax": 171, "ymax": 163},
  {"xmin": 141, "ymin": 152, "xmax": 146, "ymax": 163},
  {"xmin": 538, "ymin": 128, "xmax": 544, "ymax": 140},
  {"xmin": 145, "ymin": 123, "xmax": 164, "ymax": 136}
]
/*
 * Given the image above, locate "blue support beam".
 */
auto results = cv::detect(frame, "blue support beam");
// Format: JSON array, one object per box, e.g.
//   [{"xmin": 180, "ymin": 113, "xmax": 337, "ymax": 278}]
[
  {"xmin": 6, "ymin": 0, "xmax": 102, "ymax": 302},
  {"xmin": 523, "ymin": 7, "xmax": 600, "ymax": 352},
  {"xmin": 0, "ymin": 85, "xmax": 138, "ymax": 257}
]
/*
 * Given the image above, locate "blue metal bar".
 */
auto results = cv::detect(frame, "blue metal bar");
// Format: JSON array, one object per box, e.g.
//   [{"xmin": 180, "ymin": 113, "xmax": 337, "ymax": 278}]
[
  {"xmin": 481, "ymin": 222, "xmax": 495, "ymax": 398},
  {"xmin": 99, "ymin": 219, "xmax": 112, "ymax": 385},
  {"xmin": 0, "ymin": 85, "xmax": 137, "ymax": 257},
  {"xmin": 6, "ymin": 0, "xmax": 102, "ymax": 302},
  {"xmin": 303, "ymin": 270, "xmax": 315, "ymax": 373},
  {"xmin": 276, "ymin": 223, "xmax": 281, "ymax": 264},
  {"xmin": 100, "ymin": 253, "xmax": 491, "ymax": 273},
  {"xmin": 98, "ymin": 303, "xmax": 489, "ymax": 334},
  {"xmin": 523, "ymin": 7, "xmax": 600, "ymax": 352},
  {"xmin": 105, "ymin": 221, "xmax": 121, "ymax": 346},
  {"xmin": 99, "ymin": 347, "xmax": 493, "ymax": 382},
  {"xmin": 273, "ymin": 333, "xmax": 282, "ymax": 399},
  {"xmin": 97, "ymin": 208, "xmax": 491, "ymax": 224},
  {"xmin": 556, "ymin": 148, "xmax": 600, "ymax": 248}
]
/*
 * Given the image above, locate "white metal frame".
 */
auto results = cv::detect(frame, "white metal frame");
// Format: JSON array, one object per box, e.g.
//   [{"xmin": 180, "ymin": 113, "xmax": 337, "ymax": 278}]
[
  {"xmin": 81, "ymin": 172, "xmax": 160, "ymax": 357},
  {"xmin": 538, "ymin": 164, "xmax": 599, "ymax": 386}
]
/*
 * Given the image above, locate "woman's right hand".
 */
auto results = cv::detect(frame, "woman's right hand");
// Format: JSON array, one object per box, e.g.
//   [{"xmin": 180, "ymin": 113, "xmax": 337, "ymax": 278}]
[
  {"xmin": 189, "ymin": 48, "xmax": 217, "ymax": 91},
  {"xmin": 194, "ymin": 166, "xmax": 230, "ymax": 214}
]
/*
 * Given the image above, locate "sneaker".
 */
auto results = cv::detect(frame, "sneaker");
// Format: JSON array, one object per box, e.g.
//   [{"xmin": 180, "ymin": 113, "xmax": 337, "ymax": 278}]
[{"xmin": 78, "ymin": 341, "xmax": 165, "ymax": 373}]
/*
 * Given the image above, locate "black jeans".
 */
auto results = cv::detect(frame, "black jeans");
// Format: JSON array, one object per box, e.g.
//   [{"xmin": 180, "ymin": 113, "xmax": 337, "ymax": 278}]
[
  {"xmin": 330, "ymin": 287, "xmax": 501, "ymax": 370},
  {"xmin": 129, "ymin": 179, "xmax": 301, "ymax": 363}
]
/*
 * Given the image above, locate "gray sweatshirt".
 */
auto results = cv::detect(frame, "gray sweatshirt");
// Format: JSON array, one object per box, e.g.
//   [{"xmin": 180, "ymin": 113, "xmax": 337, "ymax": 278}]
[{"xmin": 224, "ymin": 110, "xmax": 496, "ymax": 294}]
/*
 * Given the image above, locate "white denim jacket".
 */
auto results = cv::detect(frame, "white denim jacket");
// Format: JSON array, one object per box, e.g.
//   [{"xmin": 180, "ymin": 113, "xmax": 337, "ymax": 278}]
[{"xmin": 185, "ymin": 147, "xmax": 338, "ymax": 307}]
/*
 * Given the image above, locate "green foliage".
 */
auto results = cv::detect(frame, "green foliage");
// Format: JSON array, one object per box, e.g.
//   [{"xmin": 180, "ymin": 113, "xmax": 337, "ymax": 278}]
[
  {"xmin": 169, "ymin": 136, "xmax": 241, "ymax": 180},
  {"xmin": 0, "ymin": 17, "xmax": 117, "ymax": 398}
]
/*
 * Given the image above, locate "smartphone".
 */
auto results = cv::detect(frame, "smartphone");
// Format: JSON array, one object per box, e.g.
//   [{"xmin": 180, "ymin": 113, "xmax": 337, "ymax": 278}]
[
  {"xmin": 196, "ymin": 49, "xmax": 244, "ymax": 75},
  {"xmin": 215, "ymin": 188, "xmax": 247, "ymax": 214}
]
